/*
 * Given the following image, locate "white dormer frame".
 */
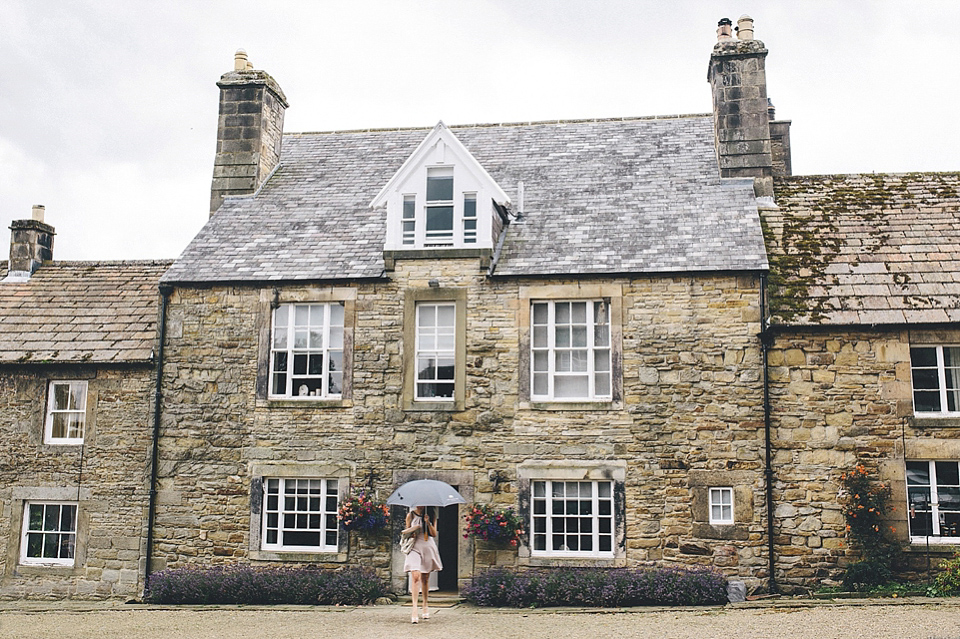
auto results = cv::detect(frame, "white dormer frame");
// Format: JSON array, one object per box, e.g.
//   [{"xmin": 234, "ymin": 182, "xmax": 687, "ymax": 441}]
[{"xmin": 371, "ymin": 122, "xmax": 511, "ymax": 251}]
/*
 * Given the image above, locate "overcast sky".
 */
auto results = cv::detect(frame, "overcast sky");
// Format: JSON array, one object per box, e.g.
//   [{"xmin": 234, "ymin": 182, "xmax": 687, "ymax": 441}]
[{"xmin": 2, "ymin": 1, "xmax": 959, "ymax": 261}]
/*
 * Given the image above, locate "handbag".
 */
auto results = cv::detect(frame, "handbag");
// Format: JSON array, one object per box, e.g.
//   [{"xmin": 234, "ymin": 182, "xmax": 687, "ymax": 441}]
[{"xmin": 400, "ymin": 532, "xmax": 415, "ymax": 554}]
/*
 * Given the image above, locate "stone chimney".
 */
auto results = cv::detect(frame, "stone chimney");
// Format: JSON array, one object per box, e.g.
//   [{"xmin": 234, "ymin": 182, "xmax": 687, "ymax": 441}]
[
  {"xmin": 6, "ymin": 205, "xmax": 55, "ymax": 281},
  {"xmin": 209, "ymin": 50, "xmax": 288, "ymax": 216},
  {"xmin": 708, "ymin": 15, "xmax": 779, "ymax": 198}
]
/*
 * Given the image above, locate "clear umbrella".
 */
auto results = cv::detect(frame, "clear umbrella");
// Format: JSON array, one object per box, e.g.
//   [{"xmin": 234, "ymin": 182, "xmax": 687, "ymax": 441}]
[{"xmin": 386, "ymin": 479, "xmax": 466, "ymax": 508}]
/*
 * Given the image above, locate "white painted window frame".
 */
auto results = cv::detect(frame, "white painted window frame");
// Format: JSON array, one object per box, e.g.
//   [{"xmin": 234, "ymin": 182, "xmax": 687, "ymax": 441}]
[
  {"xmin": 414, "ymin": 302, "xmax": 457, "ymax": 401},
  {"xmin": 906, "ymin": 460, "xmax": 960, "ymax": 543},
  {"xmin": 530, "ymin": 479, "xmax": 615, "ymax": 558},
  {"xmin": 261, "ymin": 478, "xmax": 340, "ymax": 553},
  {"xmin": 20, "ymin": 501, "xmax": 78, "ymax": 566},
  {"xmin": 709, "ymin": 487, "xmax": 734, "ymax": 525},
  {"xmin": 530, "ymin": 299, "xmax": 612, "ymax": 402},
  {"xmin": 910, "ymin": 345, "xmax": 960, "ymax": 416},
  {"xmin": 44, "ymin": 380, "xmax": 87, "ymax": 445},
  {"xmin": 269, "ymin": 303, "xmax": 345, "ymax": 399}
]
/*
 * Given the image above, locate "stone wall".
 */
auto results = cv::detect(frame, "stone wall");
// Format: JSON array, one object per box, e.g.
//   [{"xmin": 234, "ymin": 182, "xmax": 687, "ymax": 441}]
[
  {"xmin": 0, "ymin": 366, "xmax": 154, "ymax": 599},
  {"xmin": 155, "ymin": 259, "xmax": 769, "ymax": 590},
  {"xmin": 768, "ymin": 327, "xmax": 960, "ymax": 592}
]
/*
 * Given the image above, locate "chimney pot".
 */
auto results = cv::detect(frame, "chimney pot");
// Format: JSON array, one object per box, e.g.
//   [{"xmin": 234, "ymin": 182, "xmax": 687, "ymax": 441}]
[
  {"xmin": 717, "ymin": 17, "xmax": 733, "ymax": 41},
  {"xmin": 737, "ymin": 15, "xmax": 755, "ymax": 40},
  {"xmin": 234, "ymin": 49, "xmax": 249, "ymax": 71},
  {"xmin": 31, "ymin": 205, "xmax": 45, "ymax": 223}
]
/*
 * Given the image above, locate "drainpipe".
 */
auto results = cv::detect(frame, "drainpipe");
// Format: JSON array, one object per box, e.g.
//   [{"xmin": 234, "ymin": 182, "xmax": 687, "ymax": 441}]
[
  {"xmin": 144, "ymin": 284, "xmax": 172, "ymax": 593},
  {"xmin": 759, "ymin": 273, "xmax": 778, "ymax": 593}
]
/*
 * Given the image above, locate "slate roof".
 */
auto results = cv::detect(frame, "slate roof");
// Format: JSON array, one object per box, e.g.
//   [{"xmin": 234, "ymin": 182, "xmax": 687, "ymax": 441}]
[
  {"xmin": 162, "ymin": 115, "xmax": 768, "ymax": 283},
  {"xmin": 0, "ymin": 260, "xmax": 171, "ymax": 364},
  {"xmin": 764, "ymin": 173, "xmax": 960, "ymax": 325}
]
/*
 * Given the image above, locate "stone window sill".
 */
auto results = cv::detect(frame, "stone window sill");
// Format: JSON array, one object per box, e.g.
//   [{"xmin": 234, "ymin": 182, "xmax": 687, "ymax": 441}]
[
  {"xmin": 249, "ymin": 550, "xmax": 347, "ymax": 563},
  {"xmin": 692, "ymin": 522, "xmax": 750, "ymax": 541},
  {"xmin": 908, "ymin": 416, "xmax": 960, "ymax": 429},
  {"xmin": 14, "ymin": 564, "xmax": 81, "ymax": 577},
  {"xmin": 256, "ymin": 398, "xmax": 353, "ymax": 409},
  {"xmin": 519, "ymin": 401, "xmax": 623, "ymax": 412},
  {"xmin": 519, "ymin": 556, "xmax": 625, "ymax": 568}
]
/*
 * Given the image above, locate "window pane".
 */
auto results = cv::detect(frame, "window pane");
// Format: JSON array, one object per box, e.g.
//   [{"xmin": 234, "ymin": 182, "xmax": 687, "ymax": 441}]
[
  {"xmin": 54, "ymin": 384, "xmax": 70, "ymax": 410},
  {"xmin": 555, "ymin": 375, "xmax": 589, "ymax": 398},
  {"xmin": 426, "ymin": 206, "xmax": 453, "ymax": 231},
  {"xmin": 913, "ymin": 368, "xmax": 940, "ymax": 391},
  {"xmin": 532, "ymin": 303, "xmax": 548, "ymax": 325},
  {"xmin": 533, "ymin": 351, "xmax": 548, "ymax": 372},
  {"xmin": 274, "ymin": 305, "xmax": 289, "ymax": 326},
  {"xmin": 403, "ymin": 195, "xmax": 416, "ymax": 219},
  {"xmin": 937, "ymin": 461, "xmax": 960, "ymax": 487},
  {"xmin": 329, "ymin": 327, "xmax": 344, "ymax": 349},
  {"xmin": 69, "ymin": 384, "xmax": 86, "ymax": 411},
  {"xmin": 273, "ymin": 328, "xmax": 287, "ymax": 349},
  {"xmin": 571, "ymin": 302, "xmax": 587, "ymax": 323},
  {"xmin": 330, "ymin": 303, "xmax": 344, "ymax": 326},
  {"xmin": 52, "ymin": 414, "xmax": 68, "ymax": 439},
  {"xmin": 437, "ymin": 305, "xmax": 455, "ymax": 327},
  {"xmin": 595, "ymin": 373, "xmax": 610, "ymax": 397},
  {"xmin": 295, "ymin": 305, "xmax": 309, "ymax": 325},
  {"xmin": 915, "ymin": 391, "xmax": 941, "ymax": 413},
  {"xmin": 911, "ymin": 347, "xmax": 938, "ymax": 367},
  {"xmin": 907, "ymin": 461, "xmax": 930, "ymax": 485},
  {"xmin": 426, "ymin": 174, "xmax": 454, "ymax": 201}
]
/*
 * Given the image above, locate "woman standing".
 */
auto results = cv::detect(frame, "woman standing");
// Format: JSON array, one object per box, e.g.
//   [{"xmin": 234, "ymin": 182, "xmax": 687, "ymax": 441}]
[{"xmin": 403, "ymin": 505, "xmax": 442, "ymax": 623}]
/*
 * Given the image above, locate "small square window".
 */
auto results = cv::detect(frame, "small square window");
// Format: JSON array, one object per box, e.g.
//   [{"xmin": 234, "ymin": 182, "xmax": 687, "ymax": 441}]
[
  {"xmin": 709, "ymin": 487, "xmax": 734, "ymax": 525},
  {"xmin": 44, "ymin": 381, "xmax": 87, "ymax": 444},
  {"xmin": 21, "ymin": 502, "xmax": 77, "ymax": 566}
]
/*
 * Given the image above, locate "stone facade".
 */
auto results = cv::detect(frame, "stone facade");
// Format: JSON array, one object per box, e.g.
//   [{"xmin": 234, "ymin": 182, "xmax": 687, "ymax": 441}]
[
  {"xmin": 767, "ymin": 327, "xmax": 960, "ymax": 592},
  {"xmin": 0, "ymin": 366, "xmax": 154, "ymax": 599},
  {"xmin": 153, "ymin": 260, "xmax": 769, "ymax": 591}
]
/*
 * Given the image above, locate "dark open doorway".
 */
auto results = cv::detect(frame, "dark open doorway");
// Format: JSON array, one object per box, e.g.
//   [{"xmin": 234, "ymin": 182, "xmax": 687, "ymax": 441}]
[{"xmin": 436, "ymin": 500, "xmax": 459, "ymax": 591}]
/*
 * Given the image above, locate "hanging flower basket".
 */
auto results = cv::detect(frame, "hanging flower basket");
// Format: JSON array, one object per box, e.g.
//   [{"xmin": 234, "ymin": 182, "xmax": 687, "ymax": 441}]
[
  {"xmin": 464, "ymin": 504, "xmax": 524, "ymax": 547},
  {"xmin": 338, "ymin": 492, "xmax": 390, "ymax": 536}
]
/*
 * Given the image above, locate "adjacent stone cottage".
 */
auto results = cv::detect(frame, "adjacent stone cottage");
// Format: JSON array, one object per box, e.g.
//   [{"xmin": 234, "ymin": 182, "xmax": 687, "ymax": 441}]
[
  {"xmin": 2, "ymin": 16, "xmax": 959, "ymax": 600},
  {"xmin": 0, "ymin": 206, "xmax": 171, "ymax": 598}
]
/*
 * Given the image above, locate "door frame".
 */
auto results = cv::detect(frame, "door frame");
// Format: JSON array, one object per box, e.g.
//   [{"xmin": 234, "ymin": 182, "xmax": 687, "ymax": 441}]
[{"xmin": 391, "ymin": 469, "xmax": 474, "ymax": 593}]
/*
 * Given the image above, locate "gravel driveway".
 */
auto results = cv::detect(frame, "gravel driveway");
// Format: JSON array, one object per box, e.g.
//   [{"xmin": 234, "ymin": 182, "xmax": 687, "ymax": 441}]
[{"xmin": 2, "ymin": 600, "xmax": 960, "ymax": 639}]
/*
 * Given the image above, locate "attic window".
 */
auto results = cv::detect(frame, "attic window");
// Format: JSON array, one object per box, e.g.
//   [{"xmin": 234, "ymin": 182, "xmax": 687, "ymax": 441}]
[{"xmin": 425, "ymin": 167, "xmax": 454, "ymax": 247}]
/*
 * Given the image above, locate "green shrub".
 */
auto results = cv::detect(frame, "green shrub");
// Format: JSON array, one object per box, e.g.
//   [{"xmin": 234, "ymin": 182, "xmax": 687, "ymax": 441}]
[
  {"xmin": 931, "ymin": 553, "xmax": 960, "ymax": 596},
  {"xmin": 841, "ymin": 559, "xmax": 892, "ymax": 592}
]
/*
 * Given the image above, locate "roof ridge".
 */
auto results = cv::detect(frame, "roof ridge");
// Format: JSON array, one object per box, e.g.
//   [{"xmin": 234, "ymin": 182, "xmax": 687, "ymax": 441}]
[
  {"xmin": 285, "ymin": 113, "xmax": 713, "ymax": 137},
  {"xmin": 39, "ymin": 259, "xmax": 175, "ymax": 266}
]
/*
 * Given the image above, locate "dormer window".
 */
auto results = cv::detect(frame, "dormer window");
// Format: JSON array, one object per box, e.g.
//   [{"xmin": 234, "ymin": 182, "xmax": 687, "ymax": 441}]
[
  {"xmin": 372, "ymin": 122, "xmax": 510, "ymax": 253},
  {"xmin": 425, "ymin": 167, "xmax": 455, "ymax": 246}
]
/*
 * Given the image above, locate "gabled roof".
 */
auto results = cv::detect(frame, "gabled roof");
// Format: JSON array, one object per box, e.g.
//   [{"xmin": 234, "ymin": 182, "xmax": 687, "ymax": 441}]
[
  {"xmin": 764, "ymin": 173, "xmax": 960, "ymax": 326},
  {"xmin": 0, "ymin": 260, "xmax": 171, "ymax": 364},
  {"xmin": 369, "ymin": 121, "xmax": 510, "ymax": 208},
  {"xmin": 162, "ymin": 114, "xmax": 768, "ymax": 284}
]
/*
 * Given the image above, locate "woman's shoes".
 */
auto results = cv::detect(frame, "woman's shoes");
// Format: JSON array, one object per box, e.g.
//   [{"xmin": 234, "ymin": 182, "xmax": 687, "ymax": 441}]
[
  {"xmin": 411, "ymin": 614, "xmax": 419, "ymax": 624},
  {"xmin": 421, "ymin": 611, "xmax": 429, "ymax": 620}
]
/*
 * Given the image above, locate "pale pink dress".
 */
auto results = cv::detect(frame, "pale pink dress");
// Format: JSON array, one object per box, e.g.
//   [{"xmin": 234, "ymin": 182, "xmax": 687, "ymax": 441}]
[{"xmin": 403, "ymin": 513, "xmax": 443, "ymax": 573}]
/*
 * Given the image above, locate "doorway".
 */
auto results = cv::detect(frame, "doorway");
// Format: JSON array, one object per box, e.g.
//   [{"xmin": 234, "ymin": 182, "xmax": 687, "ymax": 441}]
[{"xmin": 436, "ymin": 501, "xmax": 459, "ymax": 591}]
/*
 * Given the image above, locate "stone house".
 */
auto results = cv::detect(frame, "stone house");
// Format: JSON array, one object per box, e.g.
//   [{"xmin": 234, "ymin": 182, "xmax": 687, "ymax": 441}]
[
  {"xmin": 0, "ymin": 206, "xmax": 171, "ymax": 598},
  {"xmin": 2, "ymin": 17, "xmax": 959, "ymax": 599}
]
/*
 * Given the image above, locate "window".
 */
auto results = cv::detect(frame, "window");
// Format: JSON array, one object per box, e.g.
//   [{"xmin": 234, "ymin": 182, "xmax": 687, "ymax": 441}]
[
  {"xmin": 911, "ymin": 346, "xmax": 960, "ymax": 415},
  {"xmin": 462, "ymin": 193, "xmax": 477, "ymax": 244},
  {"xmin": 531, "ymin": 300, "xmax": 611, "ymax": 401},
  {"xmin": 709, "ymin": 487, "xmax": 734, "ymax": 525},
  {"xmin": 907, "ymin": 460, "xmax": 960, "ymax": 540},
  {"xmin": 21, "ymin": 502, "xmax": 77, "ymax": 566},
  {"xmin": 44, "ymin": 381, "xmax": 87, "ymax": 444},
  {"xmin": 415, "ymin": 303, "xmax": 456, "ymax": 400},
  {"xmin": 402, "ymin": 195, "xmax": 416, "ymax": 245},
  {"xmin": 425, "ymin": 167, "xmax": 454, "ymax": 247},
  {"xmin": 262, "ymin": 478, "xmax": 339, "ymax": 552},
  {"xmin": 531, "ymin": 480, "xmax": 614, "ymax": 557},
  {"xmin": 270, "ymin": 303, "xmax": 344, "ymax": 398}
]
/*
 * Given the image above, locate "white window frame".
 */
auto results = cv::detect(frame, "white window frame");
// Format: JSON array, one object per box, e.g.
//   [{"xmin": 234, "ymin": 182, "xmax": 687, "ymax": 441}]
[
  {"xmin": 910, "ymin": 345, "xmax": 960, "ymax": 416},
  {"xmin": 530, "ymin": 479, "xmax": 615, "ymax": 558},
  {"xmin": 261, "ymin": 478, "xmax": 339, "ymax": 553},
  {"xmin": 906, "ymin": 460, "xmax": 960, "ymax": 543},
  {"xmin": 709, "ymin": 487, "xmax": 734, "ymax": 525},
  {"xmin": 44, "ymin": 381, "xmax": 87, "ymax": 445},
  {"xmin": 530, "ymin": 299, "xmax": 612, "ymax": 402},
  {"xmin": 269, "ymin": 303, "xmax": 345, "ymax": 399},
  {"xmin": 20, "ymin": 501, "xmax": 78, "ymax": 566},
  {"xmin": 414, "ymin": 302, "xmax": 457, "ymax": 401}
]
